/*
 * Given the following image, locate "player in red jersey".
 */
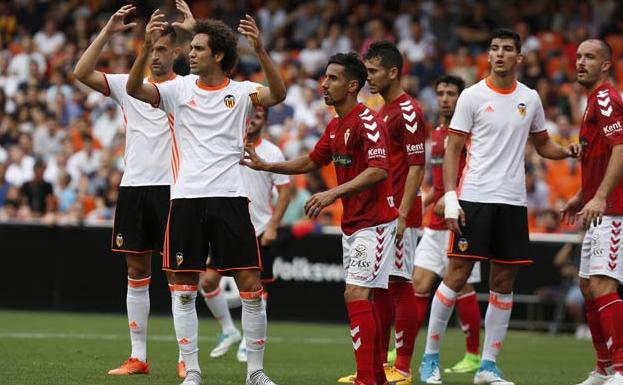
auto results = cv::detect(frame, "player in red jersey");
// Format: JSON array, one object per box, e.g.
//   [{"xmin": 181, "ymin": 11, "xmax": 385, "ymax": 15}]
[
  {"xmin": 413, "ymin": 75, "xmax": 484, "ymax": 376},
  {"xmin": 243, "ymin": 52, "xmax": 398, "ymax": 385},
  {"xmin": 332, "ymin": 41, "xmax": 424, "ymax": 385},
  {"xmin": 563, "ymin": 39, "xmax": 623, "ymax": 385}
]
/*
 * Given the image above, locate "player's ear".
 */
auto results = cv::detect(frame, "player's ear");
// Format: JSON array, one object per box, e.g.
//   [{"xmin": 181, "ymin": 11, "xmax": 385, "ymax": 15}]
[
  {"xmin": 213, "ymin": 51, "xmax": 224, "ymax": 64},
  {"xmin": 174, "ymin": 47, "xmax": 182, "ymax": 56},
  {"xmin": 389, "ymin": 66, "xmax": 399, "ymax": 80},
  {"xmin": 348, "ymin": 79, "xmax": 360, "ymax": 94},
  {"xmin": 516, "ymin": 53, "xmax": 524, "ymax": 65},
  {"xmin": 602, "ymin": 59, "xmax": 612, "ymax": 74}
]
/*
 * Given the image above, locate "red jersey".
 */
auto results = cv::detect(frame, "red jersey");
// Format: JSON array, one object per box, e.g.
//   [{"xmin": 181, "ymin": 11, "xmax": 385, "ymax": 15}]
[
  {"xmin": 309, "ymin": 103, "xmax": 398, "ymax": 235},
  {"xmin": 380, "ymin": 94, "xmax": 426, "ymax": 227},
  {"xmin": 428, "ymin": 123, "xmax": 467, "ymax": 230},
  {"xmin": 580, "ymin": 82, "xmax": 623, "ymax": 215}
]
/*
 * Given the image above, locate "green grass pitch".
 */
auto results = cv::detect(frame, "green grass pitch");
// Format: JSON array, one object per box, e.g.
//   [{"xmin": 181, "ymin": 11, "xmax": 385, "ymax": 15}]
[{"xmin": 0, "ymin": 310, "xmax": 593, "ymax": 385}]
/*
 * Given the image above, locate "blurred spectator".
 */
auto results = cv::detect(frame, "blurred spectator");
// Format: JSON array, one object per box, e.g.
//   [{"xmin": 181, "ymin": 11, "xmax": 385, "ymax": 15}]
[
  {"xmin": 93, "ymin": 103, "xmax": 123, "ymax": 148},
  {"xmin": 321, "ymin": 22, "xmax": 353, "ymax": 58},
  {"xmin": 33, "ymin": 19, "xmax": 66, "ymax": 57},
  {"xmin": 33, "ymin": 112, "xmax": 65, "ymax": 161},
  {"xmin": 554, "ymin": 242, "xmax": 588, "ymax": 339},
  {"xmin": 257, "ymin": 0, "xmax": 287, "ymax": 48},
  {"xmin": 397, "ymin": 19, "xmax": 435, "ymax": 64},
  {"xmin": 20, "ymin": 159, "xmax": 53, "ymax": 216},
  {"xmin": 66, "ymin": 134, "xmax": 101, "ymax": 184},
  {"xmin": 456, "ymin": 0, "xmax": 494, "ymax": 55},
  {"xmin": 5, "ymin": 145, "xmax": 34, "ymax": 186},
  {"xmin": 299, "ymin": 37, "xmax": 328, "ymax": 78},
  {"xmin": 0, "ymin": 163, "xmax": 9, "ymax": 206},
  {"xmin": 7, "ymin": 35, "xmax": 46, "ymax": 83}
]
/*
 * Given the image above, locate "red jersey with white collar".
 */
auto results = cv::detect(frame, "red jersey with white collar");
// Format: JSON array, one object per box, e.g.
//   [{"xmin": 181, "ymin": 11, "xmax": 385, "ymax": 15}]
[
  {"xmin": 309, "ymin": 103, "xmax": 398, "ymax": 235},
  {"xmin": 580, "ymin": 82, "xmax": 623, "ymax": 215},
  {"xmin": 380, "ymin": 93, "xmax": 426, "ymax": 227}
]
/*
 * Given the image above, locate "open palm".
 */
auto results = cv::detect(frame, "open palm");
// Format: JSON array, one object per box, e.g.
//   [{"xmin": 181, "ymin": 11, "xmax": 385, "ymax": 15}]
[{"xmin": 104, "ymin": 5, "xmax": 137, "ymax": 34}]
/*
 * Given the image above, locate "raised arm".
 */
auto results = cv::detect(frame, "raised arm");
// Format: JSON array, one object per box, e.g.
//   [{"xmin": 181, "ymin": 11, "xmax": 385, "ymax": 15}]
[
  {"xmin": 126, "ymin": 10, "xmax": 167, "ymax": 106},
  {"xmin": 238, "ymin": 15, "xmax": 286, "ymax": 107},
  {"xmin": 73, "ymin": 5, "xmax": 137, "ymax": 93}
]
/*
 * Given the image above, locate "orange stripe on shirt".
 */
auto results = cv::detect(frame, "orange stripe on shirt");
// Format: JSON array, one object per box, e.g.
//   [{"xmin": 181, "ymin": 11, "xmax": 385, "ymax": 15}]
[{"xmin": 457, "ymin": 135, "xmax": 472, "ymax": 195}]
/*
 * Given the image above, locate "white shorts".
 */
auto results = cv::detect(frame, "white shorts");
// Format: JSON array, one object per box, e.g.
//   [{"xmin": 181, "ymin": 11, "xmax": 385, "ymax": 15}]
[
  {"xmin": 579, "ymin": 216, "xmax": 623, "ymax": 283},
  {"xmin": 343, "ymin": 219, "xmax": 397, "ymax": 289},
  {"xmin": 414, "ymin": 227, "xmax": 481, "ymax": 284},
  {"xmin": 390, "ymin": 227, "xmax": 418, "ymax": 280}
]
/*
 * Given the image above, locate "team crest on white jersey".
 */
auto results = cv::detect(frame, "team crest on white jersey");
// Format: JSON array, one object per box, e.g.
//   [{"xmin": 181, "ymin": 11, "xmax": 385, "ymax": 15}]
[
  {"xmin": 517, "ymin": 103, "xmax": 526, "ymax": 117},
  {"xmin": 224, "ymin": 94, "xmax": 236, "ymax": 108}
]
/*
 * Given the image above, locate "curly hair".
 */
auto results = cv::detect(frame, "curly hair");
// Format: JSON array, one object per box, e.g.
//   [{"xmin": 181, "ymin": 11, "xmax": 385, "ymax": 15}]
[{"xmin": 194, "ymin": 20, "xmax": 239, "ymax": 73}]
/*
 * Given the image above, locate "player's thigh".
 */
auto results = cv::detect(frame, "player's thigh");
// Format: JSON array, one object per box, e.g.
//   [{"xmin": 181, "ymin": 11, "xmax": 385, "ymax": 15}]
[
  {"xmin": 209, "ymin": 197, "xmax": 261, "ymax": 278},
  {"xmin": 164, "ymin": 198, "xmax": 210, "ymax": 273},
  {"xmin": 449, "ymin": 201, "xmax": 493, "ymax": 260},
  {"xmin": 412, "ymin": 266, "xmax": 438, "ymax": 294},
  {"xmin": 391, "ymin": 227, "xmax": 418, "ymax": 281},
  {"xmin": 342, "ymin": 219, "xmax": 396, "ymax": 290},
  {"xmin": 489, "ymin": 262, "xmax": 520, "ymax": 293},
  {"xmin": 490, "ymin": 204, "xmax": 531, "ymax": 265}
]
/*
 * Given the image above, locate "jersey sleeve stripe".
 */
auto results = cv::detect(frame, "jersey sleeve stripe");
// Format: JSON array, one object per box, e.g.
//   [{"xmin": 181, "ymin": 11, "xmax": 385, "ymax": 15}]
[
  {"xmin": 448, "ymin": 128, "xmax": 469, "ymax": 136},
  {"xmin": 250, "ymin": 90, "xmax": 261, "ymax": 106}
]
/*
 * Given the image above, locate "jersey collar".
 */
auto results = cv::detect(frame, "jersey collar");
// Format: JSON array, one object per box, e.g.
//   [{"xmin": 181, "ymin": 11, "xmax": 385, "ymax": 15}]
[
  {"xmin": 148, "ymin": 73, "xmax": 177, "ymax": 83},
  {"xmin": 485, "ymin": 77, "xmax": 517, "ymax": 94},
  {"xmin": 196, "ymin": 77, "xmax": 231, "ymax": 91}
]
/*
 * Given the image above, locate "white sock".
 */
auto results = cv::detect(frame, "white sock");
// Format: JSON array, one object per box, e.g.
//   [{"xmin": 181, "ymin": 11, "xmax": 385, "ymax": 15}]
[
  {"xmin": 202, "ymin": 287, "xmax": 238, "ymax": 335},
  {"xmin": 172, "ymin": 285, "xmax": 200, "ymax": 373},
  {"xmin": 241, "ymin": 291, "xmax": 267, "ymax": 375},
  {"xmin": 424, "ymin": 282, "xmax": 458, "ymax": 354},
  {"xmin": 127, "ymin": 277, "xmax": 150, "ymax": 362},
  {"xmin": 482, "ymin": 291, "xmax": 513, "ymax": 363},
  {"xmin": 169, "ymin": 284, "xmax": 184, "ymax": 363}
]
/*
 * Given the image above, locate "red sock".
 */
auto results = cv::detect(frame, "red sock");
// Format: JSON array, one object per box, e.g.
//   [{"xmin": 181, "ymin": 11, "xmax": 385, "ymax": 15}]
[
  {"xmin": 596, "ymin": 293, "xmax": 623, "ymax": 374},
  {"xmin": 372, "ymin": 303, "xmax": 388, "ymax": 385},
  {"xmin": 413, "ymin": 292, "xmax": 430, "ymax": 338},
  {"xmin": 456, "ymin": 291, "xmax": 481, "ymax": 355},
  {"xmin": 373, "ymin": 287, "xmax": 393, "ymax": 364},
  {"xmin": 586, "ymin": 299, "xmax": 612, "ymax": 374},
  {"xmin": 389, "ymin": 282, "xmax": 418, "ymax": 374},
  {"xmin": 347, "ymin": 300, "xmax": 376, "ymax": 385}
]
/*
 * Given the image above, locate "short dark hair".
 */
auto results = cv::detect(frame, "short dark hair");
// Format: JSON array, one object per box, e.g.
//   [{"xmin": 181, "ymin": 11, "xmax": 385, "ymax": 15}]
[
  {"xmin": 327, "ymin": 52, "xmax": 367, "ymax": 92},
  {"xmin": 363, "ymin": 40, "xmax": 403, "ymax": 78},
  {"xmin": 434, "ymin": 75, "xmax": 465, "ymax": 94},
  {"xmin": 590, "ymin": 38, "xmax": 613, "ymax": 61},
  {"xmin": 194, "ymin": 20, "xmax": 239, "ymax": 73},
  {"xmin": 489, "ymin": 28, "xmax": 522, "ymax": 53}
]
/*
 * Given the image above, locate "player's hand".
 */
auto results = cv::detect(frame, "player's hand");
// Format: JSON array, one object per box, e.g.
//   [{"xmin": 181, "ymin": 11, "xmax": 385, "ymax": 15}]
[
  {"xmin": 395, "ymin": 215, "xmax": 406, "ymax": 246},
  {"xmin": 566, "ymin": 143, "xmax": 582, "ymax": 158},
  {"xmin": 103, "ymin": 5, "xmax": 137, "ymax": 35},
  {"xmin": 304, "ymin": 190, "xmax": 337, "ymax": 219},
  {"xmin": 444, "ymin": 190, "xmax": 465, "ymax": 235},
  {"xmin": 241, "ymin": 143, "xmax": 269, "ymax": 170},
  {"xmin": 172, "ymin": 0, "xmax": 196, "ymax": 32},
  {"xmin": 145, "ymin": 9, "xmax": 167, "ymax": 47},
  {"xmin": 434, "ymin": 198, "xmax": 445, "ymax": 217},
  {"xmin": 237, "ymin": 14, "xmax": 263, "ymax": 53},
  {"xmin": 579, "ymin": 196, "xmax": 606, "ymax": 230},
  {"xmin": 560, "ymin": 194, "xmax": 583, "ymax": 224},
  {"xmin": 261, "ymin": 224, "xmax": 278, "ymax": 246}
]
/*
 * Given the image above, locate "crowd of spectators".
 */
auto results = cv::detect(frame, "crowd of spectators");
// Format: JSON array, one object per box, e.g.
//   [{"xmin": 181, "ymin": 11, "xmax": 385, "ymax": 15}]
[{"xmin": 0, "ymin": 0, "xmax": 621, "ymax": 232}]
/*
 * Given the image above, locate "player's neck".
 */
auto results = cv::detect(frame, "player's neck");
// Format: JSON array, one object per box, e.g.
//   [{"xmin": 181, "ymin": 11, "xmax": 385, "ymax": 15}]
[
  {"xmin": 380, "ymin": 82, "xmax": 404, "ymax": 104},
  {"xmin": 439, "ymin": 115, "xmax": 451, "ymax": 126},
  {"xmin": 335, "ymin": 98, "xmax": 359, "ymax": 119},
  {"xmin": 486, "ymin": 73, "xmax": 516, "ymax": 91},
  {"xmin": 247, "ymin": 132, "xmax": 261, "ymax": 145},
  {"xmin": 585, "ymin": 77, "xmax": 608, "ymax": 96},
  {"xmin": 198, "ymin": 72, "xmax": 228, "ymax": 88},
  {"xmin": 149, "ymin": 71, "xmax": 175, "ymax": 83}
]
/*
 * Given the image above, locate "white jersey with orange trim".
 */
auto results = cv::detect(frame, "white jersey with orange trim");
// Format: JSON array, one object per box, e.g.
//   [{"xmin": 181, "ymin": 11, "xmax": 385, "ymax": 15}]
[
  {"xmin": 154, "ymin": 76, "xmax": 262, "ymax": 199},
  {"xmin": 244, "ymin": 138, "xmax": 290, "ymax": 236},
  {"xmin": 449, "ymin": 78, "xmax": 545, "ymax": 206},
  {"xmin": 104, "ymin": 73, "xmax": 184, "ymax": 186}
]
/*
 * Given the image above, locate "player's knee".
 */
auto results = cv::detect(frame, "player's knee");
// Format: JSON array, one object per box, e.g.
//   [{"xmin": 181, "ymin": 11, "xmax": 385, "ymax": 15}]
[
  {"xmin": 412, "ymin": 271, "xmax": 434, "ymax": 294},
  {"xmin": 234, "ymin": 269, "xmax": 262, "ymax": 293},
  {"xmin": 126, "ymin": 252, "xmax": 151, "ymax": 279},
  {"xmin": 200, "ymin": 271, "xmax": 221, "ymax": 293},
  {"xmin": 489, "ymin": 274, "xmax": 514, "ymax": 294},
  {"xmin": 344, "ymin": 285, "xmax": 369, "ymax": 303},
  {"xmin": 589, "ymin": 275, "xmax": 619, "ymax": 298},
  {"xmin": 579, "ymin": 277, "xmax": 592, "ymax": 300}
]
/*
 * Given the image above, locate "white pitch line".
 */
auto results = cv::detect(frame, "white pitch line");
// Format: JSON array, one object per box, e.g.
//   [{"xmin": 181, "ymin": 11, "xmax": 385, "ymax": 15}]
[{"xmin": 0, "ymin": 332, "xmax": 347, "ymax": 345}]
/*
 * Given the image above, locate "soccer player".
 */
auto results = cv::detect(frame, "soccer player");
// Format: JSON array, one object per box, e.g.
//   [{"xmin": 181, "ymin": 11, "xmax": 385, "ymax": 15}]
[
  {"xmin": 419, "ymin": 29, "xmax": 581, "ymax": 385},
  {"xmin": 125, "ymin": 8, "xmax": 286, "ymax": 385},
  {"xmin": 73, "ymin": 5, "xmax": 184, "ymax": 377},
  {"xmin": 413, "ymin": 75, "xmax": 483, "ymax": 375},
  {"xmin": 242, "ymin": 52, "xmax": 398, "ymax": 385},
  {"xmin": 200, "ymin": 107, "xmax": 291, "ymax": 362},
  {"xmin": 563, "ymin": 39, "xmax": 623, "ymax": 385},
  {"xmin": 353, "ymin": 40, "xmax": 426, "ymax": 385}
]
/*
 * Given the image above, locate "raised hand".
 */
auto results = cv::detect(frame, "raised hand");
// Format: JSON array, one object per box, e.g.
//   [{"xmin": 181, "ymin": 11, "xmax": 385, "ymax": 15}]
[
  {"xmin": 171, "ymin": 0, "xmax": 196, "ymax": 33},
  {"xmin": 145, "ymin": 9, "xmax": 167, "ymax": 47},
  {"xmin": 237, "ymin": 14, "xmax": 263, "ymax": 53},
  {"xmin": 103, "ymin": 5, "xmax": 137, "ymax": 35}
]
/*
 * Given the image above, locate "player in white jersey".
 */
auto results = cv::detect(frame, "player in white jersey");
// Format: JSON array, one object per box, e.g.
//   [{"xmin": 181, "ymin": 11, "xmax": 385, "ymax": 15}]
[
  {"xmin": 419, "ymin": 29, "xmax": 581, "ymax": 385},
  {"xmin": 199, "ymin": 107, "xmax": 290, "ymax": 362},
  {"xmin": 126, "ymin": 6, "xmax": 286, "ymax": 385},
  {"xmin": 73, "ymin": 5, "xmax": 185, "ymax": 377}
]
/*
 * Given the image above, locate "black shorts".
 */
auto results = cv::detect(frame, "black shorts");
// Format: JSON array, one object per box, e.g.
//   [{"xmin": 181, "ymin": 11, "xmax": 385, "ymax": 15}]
[
  {"xmin": 163, "ymin": 197, "xmax": 261, "ymax": 273},
  {"xmin": 448, "ymin": 200, "xmax": 531, "ymax": 265},
  {"xmin": 207, "ymin": 234, "xmax": 275, "ymax": 282},
  {"xmin": 111, "ymin": 186, "xmax": 170, "ymax": 254}
]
